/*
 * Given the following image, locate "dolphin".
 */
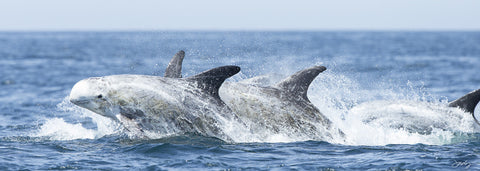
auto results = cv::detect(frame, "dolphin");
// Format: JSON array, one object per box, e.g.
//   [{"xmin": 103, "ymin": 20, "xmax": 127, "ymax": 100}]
[
  {"xmin": 69, "ymin": 51, "xmax": 243, "ymax": 140},
  {"xmin": 220, "ymin": 66, "xmax": 345, "ymax": 142},
  {"xmin": 163, "ymin": 52, "xmax": 345, "ymax": 142},
  {"xmin": 349, "ymin": 89, "xmax": 480, "ymax": 135}
]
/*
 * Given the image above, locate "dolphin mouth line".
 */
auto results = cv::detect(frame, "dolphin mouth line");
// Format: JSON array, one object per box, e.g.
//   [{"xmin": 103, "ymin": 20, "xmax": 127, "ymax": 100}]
[{"xmin": 70, "ymin": 99, "xmax": 90, "ymax": 105}]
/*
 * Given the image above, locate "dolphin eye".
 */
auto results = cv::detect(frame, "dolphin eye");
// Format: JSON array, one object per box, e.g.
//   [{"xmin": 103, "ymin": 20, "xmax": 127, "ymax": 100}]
[{"xmin": 97, "ymin": 94, "xmax": 103, "ymax": 99}]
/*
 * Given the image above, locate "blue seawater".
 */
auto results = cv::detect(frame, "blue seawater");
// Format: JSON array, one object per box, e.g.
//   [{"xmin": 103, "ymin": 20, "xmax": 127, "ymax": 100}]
[{"xmin": 1, "ymin": 31, "xmax": 480, "ymax": 170}]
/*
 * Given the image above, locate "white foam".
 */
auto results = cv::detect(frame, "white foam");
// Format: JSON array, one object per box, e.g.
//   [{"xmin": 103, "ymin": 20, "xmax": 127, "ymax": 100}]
[
  {"xmin": 32, "ymin": 97, "xmax": 121, "ymax": 141},
  {"xmin": 34, "ymin": 118, "xmax": 97, "ymax": 140},
  {"xmin": 307, "ymin": 70, "xmax": 480, "ymax": 145}
]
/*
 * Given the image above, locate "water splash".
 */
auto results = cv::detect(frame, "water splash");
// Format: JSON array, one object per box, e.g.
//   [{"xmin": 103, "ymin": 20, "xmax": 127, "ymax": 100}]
[
  {"xmin": 307, "ymin": 69, "xmax": 480, "ymax": 145},
  {"xmin": 31, "ymin": 97, "xmax": 121, "ymax": 141},
  {"xmin": 34, "ymin": 118, "xmax": 97, "ymax": 140},
  {"xmin": 340, "ymin": 100, "xmax": 478, "ymax": 145}
]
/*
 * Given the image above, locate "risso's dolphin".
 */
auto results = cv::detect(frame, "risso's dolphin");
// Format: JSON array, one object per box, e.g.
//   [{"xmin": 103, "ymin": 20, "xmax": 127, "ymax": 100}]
[
  {"xmin": 350, "ymin": 89, "xmax": 480, "ymax": 135},
  {"xmin": 69, "ymin": 51, "xmax": 243, "ymax": 140},
  {"xmin": 164, "ymin": 52, "xmax": 345, "ymax": 142},
  {"xmin": 220, "ymin": 66, "xmax": 345, "ymax": 142}
]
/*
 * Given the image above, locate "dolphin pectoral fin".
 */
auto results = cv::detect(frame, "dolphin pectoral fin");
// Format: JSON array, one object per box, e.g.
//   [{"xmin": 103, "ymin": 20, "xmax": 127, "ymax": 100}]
[
  {"xmin": 448, "ymin": 89, "xmax": 480, "ymax": 124},
  {"xmin": 276, "ymin": 65, "xmax": 327, "ymax": 102},
  {"xmin": 185, "ymin": 65, "xmax": 241, "ymax": 100},
  {"xmin": 164, "ymin": 50, "xmax": 185, "ymax": 78}
]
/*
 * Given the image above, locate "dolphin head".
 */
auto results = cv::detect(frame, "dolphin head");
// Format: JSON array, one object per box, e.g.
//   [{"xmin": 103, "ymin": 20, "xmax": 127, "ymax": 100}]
[{"xmin": 69, "ymin": 77, "xmax": 117, "ymax": 120}]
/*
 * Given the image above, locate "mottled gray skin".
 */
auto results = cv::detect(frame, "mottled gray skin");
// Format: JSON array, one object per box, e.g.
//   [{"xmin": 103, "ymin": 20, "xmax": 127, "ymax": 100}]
[
  {"xmin": 69, "ymin": 65, "xmax": 241, "ymax": 141},
  {"xmin": 221, "ymin": 66, "xmax": 345, "ymax": 141}
]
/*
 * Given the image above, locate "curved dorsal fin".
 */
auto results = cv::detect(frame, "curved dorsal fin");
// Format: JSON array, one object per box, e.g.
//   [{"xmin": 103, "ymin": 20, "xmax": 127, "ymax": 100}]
[
  {"xmin": 448, "ymin": 89, "xmax": 480, "ymax": 124},
  {"xmin": 277, "ymin": 66, "xmax": 327, "ymax": 102},
  {"xmin": 186, "ymin": 65, "xmax": 241, "ymax": 100},
  {"xmin": 164, "ymin": 50, "xmax": 185, "ymax": 78},
  {"xmin": 449, "ymin": 89, "xmax": 480, "ymax": 114}
]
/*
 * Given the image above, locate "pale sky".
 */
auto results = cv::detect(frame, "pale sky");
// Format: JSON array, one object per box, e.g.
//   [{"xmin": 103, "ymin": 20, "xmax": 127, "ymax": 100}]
[{"xmin": 1, "ymin": 0, "xmax": 479, "ymax": 31}]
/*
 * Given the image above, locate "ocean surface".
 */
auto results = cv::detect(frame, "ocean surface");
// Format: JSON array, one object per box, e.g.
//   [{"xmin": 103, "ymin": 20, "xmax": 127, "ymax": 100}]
[{"xmin": 1, "ymin": 31, "xmax": 480, "ymax": 170}]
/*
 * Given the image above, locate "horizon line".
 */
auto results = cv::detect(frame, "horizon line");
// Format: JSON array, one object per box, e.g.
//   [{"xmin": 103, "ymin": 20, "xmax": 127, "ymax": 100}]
[{"xmin": 1, "ymin": 28, "xmax": 480, "ymax": 32}]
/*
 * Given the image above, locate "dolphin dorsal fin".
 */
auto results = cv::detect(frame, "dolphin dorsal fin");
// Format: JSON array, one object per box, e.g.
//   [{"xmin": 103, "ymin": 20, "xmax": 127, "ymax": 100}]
[
  {"xmin": 164, "ymin": 50, "xmax": 185, "ymax": 78},
  {"xmin": 449, "ymin": 89, "xmax": 480, "ymax": 114},
  {"xmin": 277, "ymin": 66, "xmax": 327, "ymax": 102},
  {"xmin": 186, "ymin": 65, "xmax": 241, "ymax": 100}
]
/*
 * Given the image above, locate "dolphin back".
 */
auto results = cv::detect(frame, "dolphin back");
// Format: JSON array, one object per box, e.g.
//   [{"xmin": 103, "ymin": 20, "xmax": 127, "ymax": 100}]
[
  {"xmin": 164, "ymin": 50, "xmax": 185, "ymax": 78},
  {"xmin": 277, "ymin": 66, "xmax": 327, "ymax": 102}
]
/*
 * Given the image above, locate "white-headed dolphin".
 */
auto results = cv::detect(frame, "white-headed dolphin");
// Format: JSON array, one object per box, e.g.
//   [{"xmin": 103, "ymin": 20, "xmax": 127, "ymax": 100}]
[{"xmin": 69, "ymin": 51, "xmax": 242, "ymax": 140}]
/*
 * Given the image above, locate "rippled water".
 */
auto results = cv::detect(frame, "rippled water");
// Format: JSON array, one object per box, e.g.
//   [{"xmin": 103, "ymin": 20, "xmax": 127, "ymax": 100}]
[{"xmin": 1, "ymin": 31, "xmax": 480, "ymax": 170}]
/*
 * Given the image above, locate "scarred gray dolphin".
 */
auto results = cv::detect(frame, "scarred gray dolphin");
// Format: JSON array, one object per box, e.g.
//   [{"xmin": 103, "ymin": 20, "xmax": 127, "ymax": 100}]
[
  {"xmin": 69, "ymin": 51, "xmax": 243, "ymax": 141},
  {"xmin": 220, "ymin": 66, "xmax": 346, "ymax": 142}
]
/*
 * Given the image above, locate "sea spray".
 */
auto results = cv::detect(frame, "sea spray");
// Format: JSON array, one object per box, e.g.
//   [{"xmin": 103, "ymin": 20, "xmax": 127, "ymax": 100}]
[
  {"xmin": 31, "ymin": 97, "xmax": 121, "ymax": 140},
  {"xmin": 307, "ymin": 68, "xmax": 480, "ymax": 145}
]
